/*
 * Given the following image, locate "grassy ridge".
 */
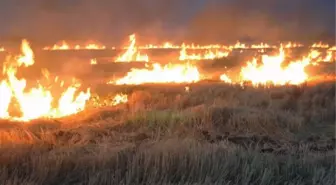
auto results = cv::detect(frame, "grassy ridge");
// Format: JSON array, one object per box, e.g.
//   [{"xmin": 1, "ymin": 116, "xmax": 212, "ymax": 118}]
[{"xmin": 0, "ymin": 82, "xmax": 334, "ymax": 184}]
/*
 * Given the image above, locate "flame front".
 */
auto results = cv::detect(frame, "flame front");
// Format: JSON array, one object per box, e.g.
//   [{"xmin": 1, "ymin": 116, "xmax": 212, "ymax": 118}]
[
  {"xmin": 110, "ymin": 63, "xmax": 200, "ymax": 85},
  {"xmin": 0, "ymin": 40, "xmax": 91, "ymax": 121},
  {"xmin": 179, "ymin": 43, "xmax": 229, "ymax": 61},
  {"xmin": 115, "ymin": 34, "xmax": 149, "ymax": 62},
  {"xmin": 43, "ymin": 40, "xmax": 70, "ymax": 50},
  {"xmin": 240, "ymin": 47, "xmax": 310, "ymax": 86},
  {"xmin": 44, "ymin": 41, "xmax": 106, "ymax": 50}
]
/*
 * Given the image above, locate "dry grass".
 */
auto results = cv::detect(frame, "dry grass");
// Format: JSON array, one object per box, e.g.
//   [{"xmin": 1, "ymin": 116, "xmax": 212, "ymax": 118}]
[{"xmin": 0, "ymin": 81, "xmax": 334, "ymax": 184}]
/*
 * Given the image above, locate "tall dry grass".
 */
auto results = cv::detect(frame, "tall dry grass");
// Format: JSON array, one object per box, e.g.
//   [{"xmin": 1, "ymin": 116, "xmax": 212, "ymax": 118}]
[{"xmin": 0, "ymin": 81, "xmax": 334, "ymax": 184}]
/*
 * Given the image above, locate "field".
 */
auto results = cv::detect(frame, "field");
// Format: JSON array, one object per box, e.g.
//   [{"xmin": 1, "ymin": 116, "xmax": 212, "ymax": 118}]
[
  {"xmin": 0, "ymin": 39, "xmax": 335, "ymax": 184},
  {"xmin": 0, "ymin": 81, "xmax": 335, "ymax": 185}
]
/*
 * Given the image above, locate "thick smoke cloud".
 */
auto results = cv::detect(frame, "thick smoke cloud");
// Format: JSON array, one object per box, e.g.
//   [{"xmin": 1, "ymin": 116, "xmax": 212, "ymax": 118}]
[{"xmin": 0, "ymin": 0, "xmax": 334, "ymax": 45}]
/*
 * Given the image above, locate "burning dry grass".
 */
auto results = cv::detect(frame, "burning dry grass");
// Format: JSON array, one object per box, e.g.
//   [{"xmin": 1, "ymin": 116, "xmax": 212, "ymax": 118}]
[
  {"xmin": 0, "ymin": 81, "xmax": 334, "ymax": 184},
  {"xmin": 0, "ymin": 37, "xmax": 335, "ymax": 184}
]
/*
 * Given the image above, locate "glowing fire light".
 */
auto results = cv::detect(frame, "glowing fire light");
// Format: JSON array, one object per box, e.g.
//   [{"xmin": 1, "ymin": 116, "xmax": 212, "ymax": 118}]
[
  {"xmin": 44, "ymin": 41, "xmax": 106, "ymax": 50},
  {"xmin": 139, "ymin": 42, "xmax": 180, "ymax": 49},
  {"xmin": 229, "ymin": 41, "xmax": 247, "ymax": 49},
  {"xmin": 251, "ymin": 43, "xmax": 276, "ymax": 49},
  {"xmin": 112, "ymin": 93, "xmax": 128, "ymax": 106},
  {"xmin": 109, "ymin": 63, "xmax": 200, "ymax": 85},
  {"xmin": 0, "ymin": 40, "xmax": 91, "ymax": 121},
  {"xmin": 90, "ymin": 58, "xmax": 97, "ymax": 65},
  {"xmin": 220, "ymin": 74, "xmax": 232, "ymax": 83},
  {"xmin": 283, "ymin": 42, "xmax": 303, "ymax": 48},
  {"xmin": 115, "ymin": 34, "xmax": 149, "ymax": 62},
  {"xmin": 85, "ymin": 44, "xmax": 106, "ymax": 50},
  {"xmin": 179, "ymin": 43, "xmax": 229, "ymax": 61},
  {"xmin": 44, "ymin": 40, "xmax": 70, "ymax": 50},
  {"xmin": 311, "ymin": 42, "xmax": 329, "ymax": 49},
  {"xmin": 240, "ymin": 47, "xmax": 310, "ymax": 86},
  {"xmin": 307, "ymin": 49, "xmax": 335, "ymax": 64}
]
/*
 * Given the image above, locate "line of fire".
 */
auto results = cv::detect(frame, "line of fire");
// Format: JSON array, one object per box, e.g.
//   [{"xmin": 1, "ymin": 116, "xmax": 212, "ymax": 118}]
[{"xmin": 0, "ymin": 34, "xmax": 335, "ymax": 121}]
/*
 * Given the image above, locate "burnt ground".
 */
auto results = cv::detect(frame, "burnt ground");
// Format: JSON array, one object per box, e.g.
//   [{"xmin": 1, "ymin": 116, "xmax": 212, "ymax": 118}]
[{"xmin": 0, "ymin": 81, "xmax": 335, "ymax": 185}]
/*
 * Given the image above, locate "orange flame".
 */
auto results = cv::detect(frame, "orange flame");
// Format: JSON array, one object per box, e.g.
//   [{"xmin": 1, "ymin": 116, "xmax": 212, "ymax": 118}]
[
  {"xmin": 44, "ymin": 41, "xmax": 106, "ymax": 50},
  {"xmin": 307, "ymin": 49, "xmax": 335, "ymax": 64},
  {"xmin": 90, "ymin": 58, "xmax": 97, "ymax": 65},
  {"xmin": 0, "ymin": 40, "xmax": 91, "ymax": 121},
  {"xmin": 115, "ymin": 34, "xmax": 149, "ymax": 62},
  {"xmin": 283, "ymin": 42, "xmax": 303, "ymax": 49},
  {"xmin": 220, "ymin": 74, "xmax": 232, "ymax": 83},
  {"xmin": 311, "ymin": 42, "xmax": 329, "ymax": 49},
  {"xmin": 240, "ymin": 47, "xmax": 310, "ymax": 86},
  {"xmin": 43, "ymin": 40, "xmax": 70, "ymax": 50},
  {"xmin": 109, "ymin": 63, "xmax": 200, "ymax": 85},
  {"xmin": 179, "ymin": 43, "xmax": 229, "ymax": 61},
  {"xmin": 112, "ymin": 93, "xmax": 128, "ymax": 105}
]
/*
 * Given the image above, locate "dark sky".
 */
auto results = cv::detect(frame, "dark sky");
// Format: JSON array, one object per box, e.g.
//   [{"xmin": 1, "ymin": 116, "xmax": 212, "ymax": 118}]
[{"xmin": 0, "ymin": 0, "xmax": 334, "ymax": 45}]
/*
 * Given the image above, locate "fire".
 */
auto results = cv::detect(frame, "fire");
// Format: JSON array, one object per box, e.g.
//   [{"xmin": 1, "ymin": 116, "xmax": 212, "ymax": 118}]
[
  {"xmin": 329, "ymin": 46, "xmax": 336, "ymax": 51},
  {"xmin": 109, "ymin": 63, "xmax": 200, "ymax": 85},
  {"xmin": 179, "ymin": 43, "xmax": 229, "ymax": 61},
  {"xmin": 203, "ymin": 50, "xmax": 230, "ymax": 60},
  {"xmin": 0, "ymin": 40, "xmax": 91, "ymax": 121},
  {"xmin": 283, "ymin": 42, "xmax": 303, "ymax": 48},
  {"xmin": 85, "ymin": 43, "xmax": 106, "ymax": 50},
  {"xmin": 90, "ymin": 93, "xmax": 128, "ymax": 107},
  {"xmin": 220, "ymin": 74, "xmax": 232, "ymax": 83},
  {"xmin": 112, "ymin": 93, "xmax": 128, "ymax": 106},
  {"xmin": 44, "ymin": 41, "xmax": 106, "ymax": 50},
  {"xmin": 163, "ymin": 42, "xmax": 180, "ymax": 49},
  {"xmin": 0, "ymin": 47, "xmax": 5, "ymax": 52},
  {"xmin": 179, "ymin": 43, "xmax": 223, "ymax": 50},
  {"xmin": 323, "ymin": 50, "xmax": 335, "ymax": 62},
  {"xmin": 0, "ymin": 81, "xmax": 12, "ymax": 118},
  {"xmin": 90, "ymin": 58, "xmax": 97, "ymax": 65},
  {"xmin": 115, "ymin": 34, "xmax": 149, "ymax": 62},
  {"xmin": 251, "ymin": 43, "xmax": 275, "ymax": 49},
  {"xmin": 307, "ymin": 49, "xmax": 335, "ymax": 63},
  {"xmin": 311, "ymin": 42, "xmax": 329, "ymax": 49},
  {"xmin": 226, "ymin": 42, "xmax": 247, "ymax": 49},
  {"xmin": 135, "ymin": 42, "xmax": 322, "ymax": 51},
  {"xmin": 139, "ymin": 42, "xmax": 180, "ymax": 49},
  {"xmin": 240, "ymin": 47, "xmax": 310, "ymax": 86},
  {"xmin": 44, "ymin": 40, "xmax": 70, "ymax": 50}
]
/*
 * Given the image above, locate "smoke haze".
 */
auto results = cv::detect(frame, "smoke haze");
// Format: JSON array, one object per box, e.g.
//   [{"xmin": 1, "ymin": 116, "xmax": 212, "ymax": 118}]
[{"xmin": 0, "ymin": 0, "xmax": 334, "ymax": 45}]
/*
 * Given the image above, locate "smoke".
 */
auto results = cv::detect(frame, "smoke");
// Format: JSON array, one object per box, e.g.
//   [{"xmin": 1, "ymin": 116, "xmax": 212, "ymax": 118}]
[
  {"xmin": 0, "ymin": 0, "xmax": 193, "ymax": 44},
  {"xmin": 0, "ymin": 0, "xmax": 334, "ymax": 44},
  {"xmin": 184, "ymin": 0, "xmax": 335, "ymax": 43}
]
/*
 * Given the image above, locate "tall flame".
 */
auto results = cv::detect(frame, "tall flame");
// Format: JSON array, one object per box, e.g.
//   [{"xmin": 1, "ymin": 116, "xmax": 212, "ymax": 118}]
[
  {"xmin": 0, "ymin": 40, "xmax": 91, "ymax": 121},
  {"xmin": 115, "ymin": 34, "xmax": 149, "ymax": 62},
  {"xmin": 240, "ymin": 47, "xmax": 310, "ymax": 86}
]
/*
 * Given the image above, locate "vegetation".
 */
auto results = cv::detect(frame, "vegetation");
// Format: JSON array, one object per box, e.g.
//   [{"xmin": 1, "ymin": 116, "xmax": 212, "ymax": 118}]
[{"xmin": 0, "ymin": 81, "xmax": 334, "ymax": 185}]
